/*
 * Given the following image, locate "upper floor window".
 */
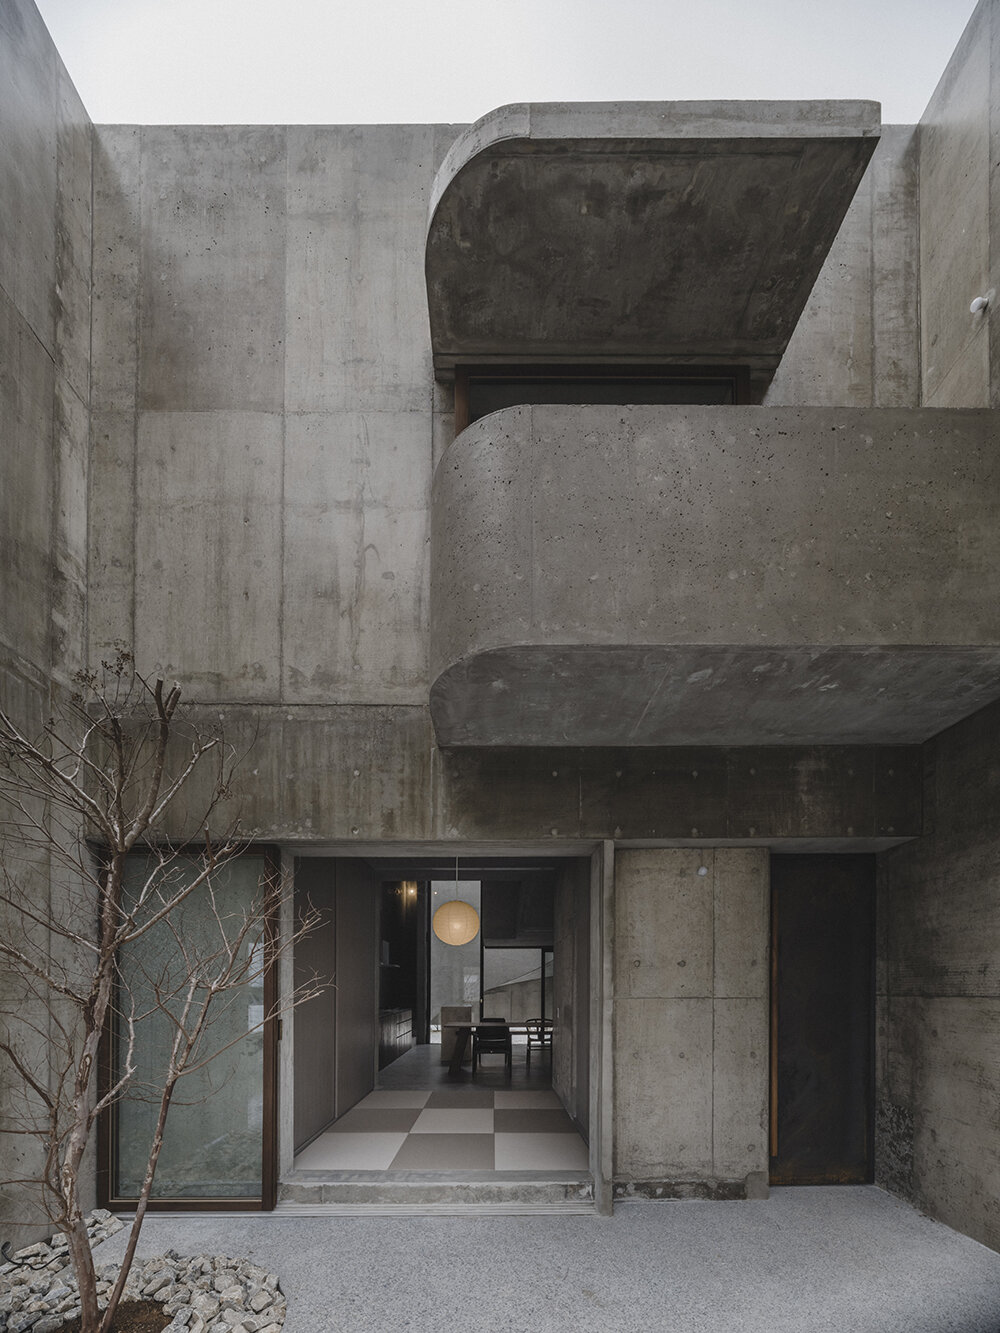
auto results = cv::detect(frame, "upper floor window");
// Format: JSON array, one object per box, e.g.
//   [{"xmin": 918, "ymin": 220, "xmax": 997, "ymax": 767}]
[{"xmin": 455, "ymin": 365, "xmax": 751, "ymax": 432}]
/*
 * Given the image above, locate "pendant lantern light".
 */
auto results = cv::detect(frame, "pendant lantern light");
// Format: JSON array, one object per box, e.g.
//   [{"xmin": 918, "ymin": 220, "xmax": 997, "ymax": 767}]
[
  {"xmin": 432, "ymin": 899, "xmax": 480, "ymax": 946},
  {"xmin": 432, "ymin": 857, "xmax": 480, "ymax": 946}
]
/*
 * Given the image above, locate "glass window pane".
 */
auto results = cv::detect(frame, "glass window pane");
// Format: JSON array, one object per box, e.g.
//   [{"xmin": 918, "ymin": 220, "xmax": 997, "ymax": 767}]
[
  {"xmin": 113, "ymin": 854, "xmax": 268, "ymax": 1200},
  {"xmin": 483, "ymin": 948, "xmax": 542, "ymax": 1021}
]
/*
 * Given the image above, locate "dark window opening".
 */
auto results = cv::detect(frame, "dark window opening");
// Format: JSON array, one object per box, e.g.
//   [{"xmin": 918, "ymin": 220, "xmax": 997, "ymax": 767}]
[{"xmin": 455, "ymin": 364, "xmax": 751, "ymax": 432}]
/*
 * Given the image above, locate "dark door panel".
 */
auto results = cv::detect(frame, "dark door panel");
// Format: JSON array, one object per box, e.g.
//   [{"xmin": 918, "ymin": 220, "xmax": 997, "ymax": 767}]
[{"xmin": 770, "ymin": 855, "xmax": 875, "ymax": 1185}]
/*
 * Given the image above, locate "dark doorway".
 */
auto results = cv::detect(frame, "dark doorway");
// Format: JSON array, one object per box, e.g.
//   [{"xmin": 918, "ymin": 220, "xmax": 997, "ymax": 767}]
[{"xmin": 769, "ymin": 854, "xmax": 875, "ymax": 1185}]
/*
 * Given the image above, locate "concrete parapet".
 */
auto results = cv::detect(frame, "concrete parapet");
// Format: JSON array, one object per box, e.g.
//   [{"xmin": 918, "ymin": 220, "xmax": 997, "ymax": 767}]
[{"xmin": 430, "ymin": 404, "xmax": 1000, "ymax": 747}]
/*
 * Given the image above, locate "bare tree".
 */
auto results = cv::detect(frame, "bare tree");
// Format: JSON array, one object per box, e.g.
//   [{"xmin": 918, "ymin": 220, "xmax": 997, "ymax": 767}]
[{"xmin": 0, "ymin": 650, "xmax": 315, "ymax": 1333}]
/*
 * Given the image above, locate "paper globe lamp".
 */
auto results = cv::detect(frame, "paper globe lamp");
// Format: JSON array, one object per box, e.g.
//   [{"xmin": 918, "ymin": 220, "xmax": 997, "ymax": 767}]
[{"xmin": 432, "ymin": 899, "xmax": 480, "ymax": 946}]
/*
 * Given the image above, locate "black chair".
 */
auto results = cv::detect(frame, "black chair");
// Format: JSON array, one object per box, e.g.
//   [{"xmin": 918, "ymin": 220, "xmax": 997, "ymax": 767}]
[
  {"xmin": 472, "ymin": 1017, "xmax": 512, "ymax": 1074},
  {"xmin": 525, "ymin": 1018, "xmax": 553, "ymax": 1066}
]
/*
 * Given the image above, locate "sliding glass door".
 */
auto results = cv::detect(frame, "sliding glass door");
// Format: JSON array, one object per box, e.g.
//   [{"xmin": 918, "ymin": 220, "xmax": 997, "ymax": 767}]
[{"xmin": 101, "ymin": 851, "xmax": 276, "ymax": 1209}]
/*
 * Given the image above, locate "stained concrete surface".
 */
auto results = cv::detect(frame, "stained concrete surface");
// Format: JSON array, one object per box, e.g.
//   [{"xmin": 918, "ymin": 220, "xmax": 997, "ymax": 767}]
[
  {"xmin": 878, "ymin": 693, "xmax": 1000, "ymax": 1252},
  {"xmin": 430, "ymin": 403, "xmax": 1000, "ymax": 747},
  {"xmin": 96, "ymin": 1188, "xmax": 1000, "ymax": 1333},
  {"xmin": 766, "ymin": 126, "xmax": 921, "ymax": 409},
  {"xmin": 613, "ymin": 850, "xmax": 768, "ymax": 1192},
  {"xmin": 426, "ymin": 101, "xmax": 879, "ymax": 380}
]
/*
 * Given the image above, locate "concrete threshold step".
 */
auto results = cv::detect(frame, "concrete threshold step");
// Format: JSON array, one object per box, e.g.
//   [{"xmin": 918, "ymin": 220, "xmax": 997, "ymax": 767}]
[
  {"xmin": 275, "ymin": 1200, "xmax": 597, "ymax": 1216},
  {"xmin": 278, "ymin": 1171, "xmax": 594, "ymax": 1213}
]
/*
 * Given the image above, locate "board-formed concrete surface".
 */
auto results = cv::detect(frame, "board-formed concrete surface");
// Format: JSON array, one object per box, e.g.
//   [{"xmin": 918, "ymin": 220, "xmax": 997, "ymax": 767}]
[{"xmin": 96, "ymin": 1188, "xmax": 1000, "ymax": 1333}]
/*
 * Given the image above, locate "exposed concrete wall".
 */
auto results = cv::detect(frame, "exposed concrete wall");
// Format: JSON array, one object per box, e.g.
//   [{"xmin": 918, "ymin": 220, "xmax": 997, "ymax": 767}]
[
  {"xmin": 877, "ymin": 695, "xmax": 1000, "ymax": 1251},
  {"xmin": 88, "ymin": 123, "xmax": 459, "ymax": 700},
  {"xmin": 767, "ymin": 126, "xmax": 920, "ymax": 407},
  {"xmin": 919, "ymin": 0, "xmax": 995, "ymax": 407},
  {"xmin": 8, "ymin": 2, "xmax": 997, "ymax": 1236},
  {"xmin": 158, "ymin": 712, "xmax": 923, "ymax": 846},
  {"xmin": 613, "ymin": 848, "xmax": 769, "ymax": 1199},
  {"xmin": 0, "ymin": 0, "xmax": 93, "ymax": 1245},
  {"xmin": 0, "ymin": 0, "xmax": 92, "ymax": 688}
]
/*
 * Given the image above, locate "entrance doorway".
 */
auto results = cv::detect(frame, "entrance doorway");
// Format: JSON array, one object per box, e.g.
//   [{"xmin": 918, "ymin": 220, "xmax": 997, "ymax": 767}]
[
  {"xmin": 769, "ymin": 854, "xmax": 875, "ymax": 1185},
  {"xmin": 283, "ymin": 852, "xmax": 598, "ymax": 1206}
]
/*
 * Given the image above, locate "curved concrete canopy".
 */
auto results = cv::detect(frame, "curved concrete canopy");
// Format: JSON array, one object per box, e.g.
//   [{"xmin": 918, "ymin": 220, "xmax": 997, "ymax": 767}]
[
  {"xmin": 430, "ymin": 405, "xmax": 1000, "ymax": 748},
  {"xmin": 427, "ymin": 101, "xmax": 880, "ymax": 381}
]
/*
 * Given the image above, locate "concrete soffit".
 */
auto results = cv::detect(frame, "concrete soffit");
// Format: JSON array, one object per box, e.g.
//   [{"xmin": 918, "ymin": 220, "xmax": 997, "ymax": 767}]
[{"xmin": 425, "ymin": 100, "xmax": 881, "ymax": 380}]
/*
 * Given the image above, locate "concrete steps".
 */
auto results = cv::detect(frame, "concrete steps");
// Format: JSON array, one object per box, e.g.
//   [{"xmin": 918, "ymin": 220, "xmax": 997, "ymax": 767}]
[{"xmin": 277, "ymin": 1172, "xmax": 594, "ymax": 1214}]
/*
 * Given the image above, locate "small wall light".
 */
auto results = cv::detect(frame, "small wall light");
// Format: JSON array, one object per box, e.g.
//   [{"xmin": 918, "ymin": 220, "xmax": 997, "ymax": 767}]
[
  {"xmin": 433, "ymin": 899, "xmax": 480, "ymax": 946},
  {"xmin": 970, "ymin": 290, "xmax": 994, "ymax": 314}
]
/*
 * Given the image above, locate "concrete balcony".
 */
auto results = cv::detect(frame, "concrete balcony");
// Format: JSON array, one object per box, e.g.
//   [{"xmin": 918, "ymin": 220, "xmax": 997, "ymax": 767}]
[
  {"xmin": 430, "ymin": 405, "xmax": 1000, "ymax": 747},
  {"xmin": 426, "ymin": 101, "xmax": 879, "ymax": 388}
]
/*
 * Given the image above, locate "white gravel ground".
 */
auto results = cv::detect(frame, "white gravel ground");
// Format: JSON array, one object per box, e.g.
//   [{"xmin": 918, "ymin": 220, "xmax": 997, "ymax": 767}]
[{"xmin": 94, "ymin": 1186, "xmax": 1000, "ymax": 1333}]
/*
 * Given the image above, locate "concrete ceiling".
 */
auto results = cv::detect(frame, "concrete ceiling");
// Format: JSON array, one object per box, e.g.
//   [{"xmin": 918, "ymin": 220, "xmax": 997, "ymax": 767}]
[{"xmin": 426, "ymin": 101, "xmax": 880, "ymax": 382}]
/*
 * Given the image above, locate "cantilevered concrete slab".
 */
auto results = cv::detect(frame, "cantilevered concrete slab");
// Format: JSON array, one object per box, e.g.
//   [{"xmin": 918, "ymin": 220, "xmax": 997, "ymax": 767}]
[
  {"xmin": 430, "ymin": 405, "xmax": 1000, "ymax": 748},
  {"xmin": 426, "ymin": 102, "xmax": 880, "ymax": 383}
]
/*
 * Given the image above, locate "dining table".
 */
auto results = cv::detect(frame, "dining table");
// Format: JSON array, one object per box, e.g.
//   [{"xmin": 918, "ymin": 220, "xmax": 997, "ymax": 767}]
[{"xmin": 442, "ymin": 1021, "xmax": 530, "ymax": 1075}]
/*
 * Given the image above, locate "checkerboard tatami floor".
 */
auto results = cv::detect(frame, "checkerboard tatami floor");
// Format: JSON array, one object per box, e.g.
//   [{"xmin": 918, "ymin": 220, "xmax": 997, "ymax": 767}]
[{"xmin": 293, "ymin": 1088, "xmax": 589, "ymax": 1172}]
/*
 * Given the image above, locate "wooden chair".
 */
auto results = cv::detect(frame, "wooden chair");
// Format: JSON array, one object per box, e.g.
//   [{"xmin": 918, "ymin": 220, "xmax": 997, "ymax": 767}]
[
  {"xmin": 472, "ymin": 1018, "xmax": 512, "ymax": 1074},
  {"xmin": 525, "ymin": 1018, "xmax": 553, "ymax": 1066}
]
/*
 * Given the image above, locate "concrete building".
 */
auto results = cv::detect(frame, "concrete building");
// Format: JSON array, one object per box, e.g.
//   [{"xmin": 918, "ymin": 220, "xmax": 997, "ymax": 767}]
[{"xmin": 1, "ymin": 0, "xmax": 999, "ymax": 1251}]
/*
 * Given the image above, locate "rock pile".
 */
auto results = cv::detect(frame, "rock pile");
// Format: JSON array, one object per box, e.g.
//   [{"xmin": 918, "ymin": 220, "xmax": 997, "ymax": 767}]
[
  {"xmin": 0, "ymin": 1215, "xmax": 285, "ymax": 1333},
  {"xmin": 123, "ymin": 1253, "xmax": 286, "ymax": 1333}
]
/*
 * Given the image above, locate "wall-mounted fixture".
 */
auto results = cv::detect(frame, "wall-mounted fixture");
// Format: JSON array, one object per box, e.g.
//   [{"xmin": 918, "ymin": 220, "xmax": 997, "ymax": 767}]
[{"xmin": 970, "ymin": 289, "xmax": 994, "ymax": 314}]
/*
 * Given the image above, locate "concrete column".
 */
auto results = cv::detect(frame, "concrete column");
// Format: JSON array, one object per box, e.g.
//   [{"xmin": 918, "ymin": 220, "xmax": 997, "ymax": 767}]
[{"xmin": 613, "ymin": 847, "xmax": 769, "ymax": 1200}]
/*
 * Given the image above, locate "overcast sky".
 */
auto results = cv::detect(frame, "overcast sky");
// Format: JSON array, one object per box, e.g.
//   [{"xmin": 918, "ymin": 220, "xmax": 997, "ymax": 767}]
[{"xmin": 34, "ymin": 0, "xmax": 978, "ymax": 127}]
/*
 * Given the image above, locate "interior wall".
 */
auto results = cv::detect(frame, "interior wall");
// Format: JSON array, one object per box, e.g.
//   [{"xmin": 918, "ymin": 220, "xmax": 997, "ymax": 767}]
[
  {"xmin": 553, "ymin": 859, "xmax": 591, "ymax": 1137},
  {"xmin": 613, "ymin": 848, "xmax": 769, "ymax": 1199},
  {"xmin": 292, "ymin": 858, "xmax": 378, "ymax": 1152},
  {"xmin": 333, "ymin": 860, "xmax": 380, "ymax": 1114},
  {"xmin": 877, "ymin": 695, "xmax": 1000, "ymax": 1251},
  {"xmin": 292, "ymin": 860, "xmax": 337, "ymax": 1151},
  {"xmin": 919, "ymin": 0, "xmax": 994, "ymax": 407}
]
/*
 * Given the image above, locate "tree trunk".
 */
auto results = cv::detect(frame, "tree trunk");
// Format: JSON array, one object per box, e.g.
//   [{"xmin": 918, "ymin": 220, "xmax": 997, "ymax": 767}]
[{"xmin": 64, "ymin": 1213, "xmax": 100, "ymax": 1333}]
